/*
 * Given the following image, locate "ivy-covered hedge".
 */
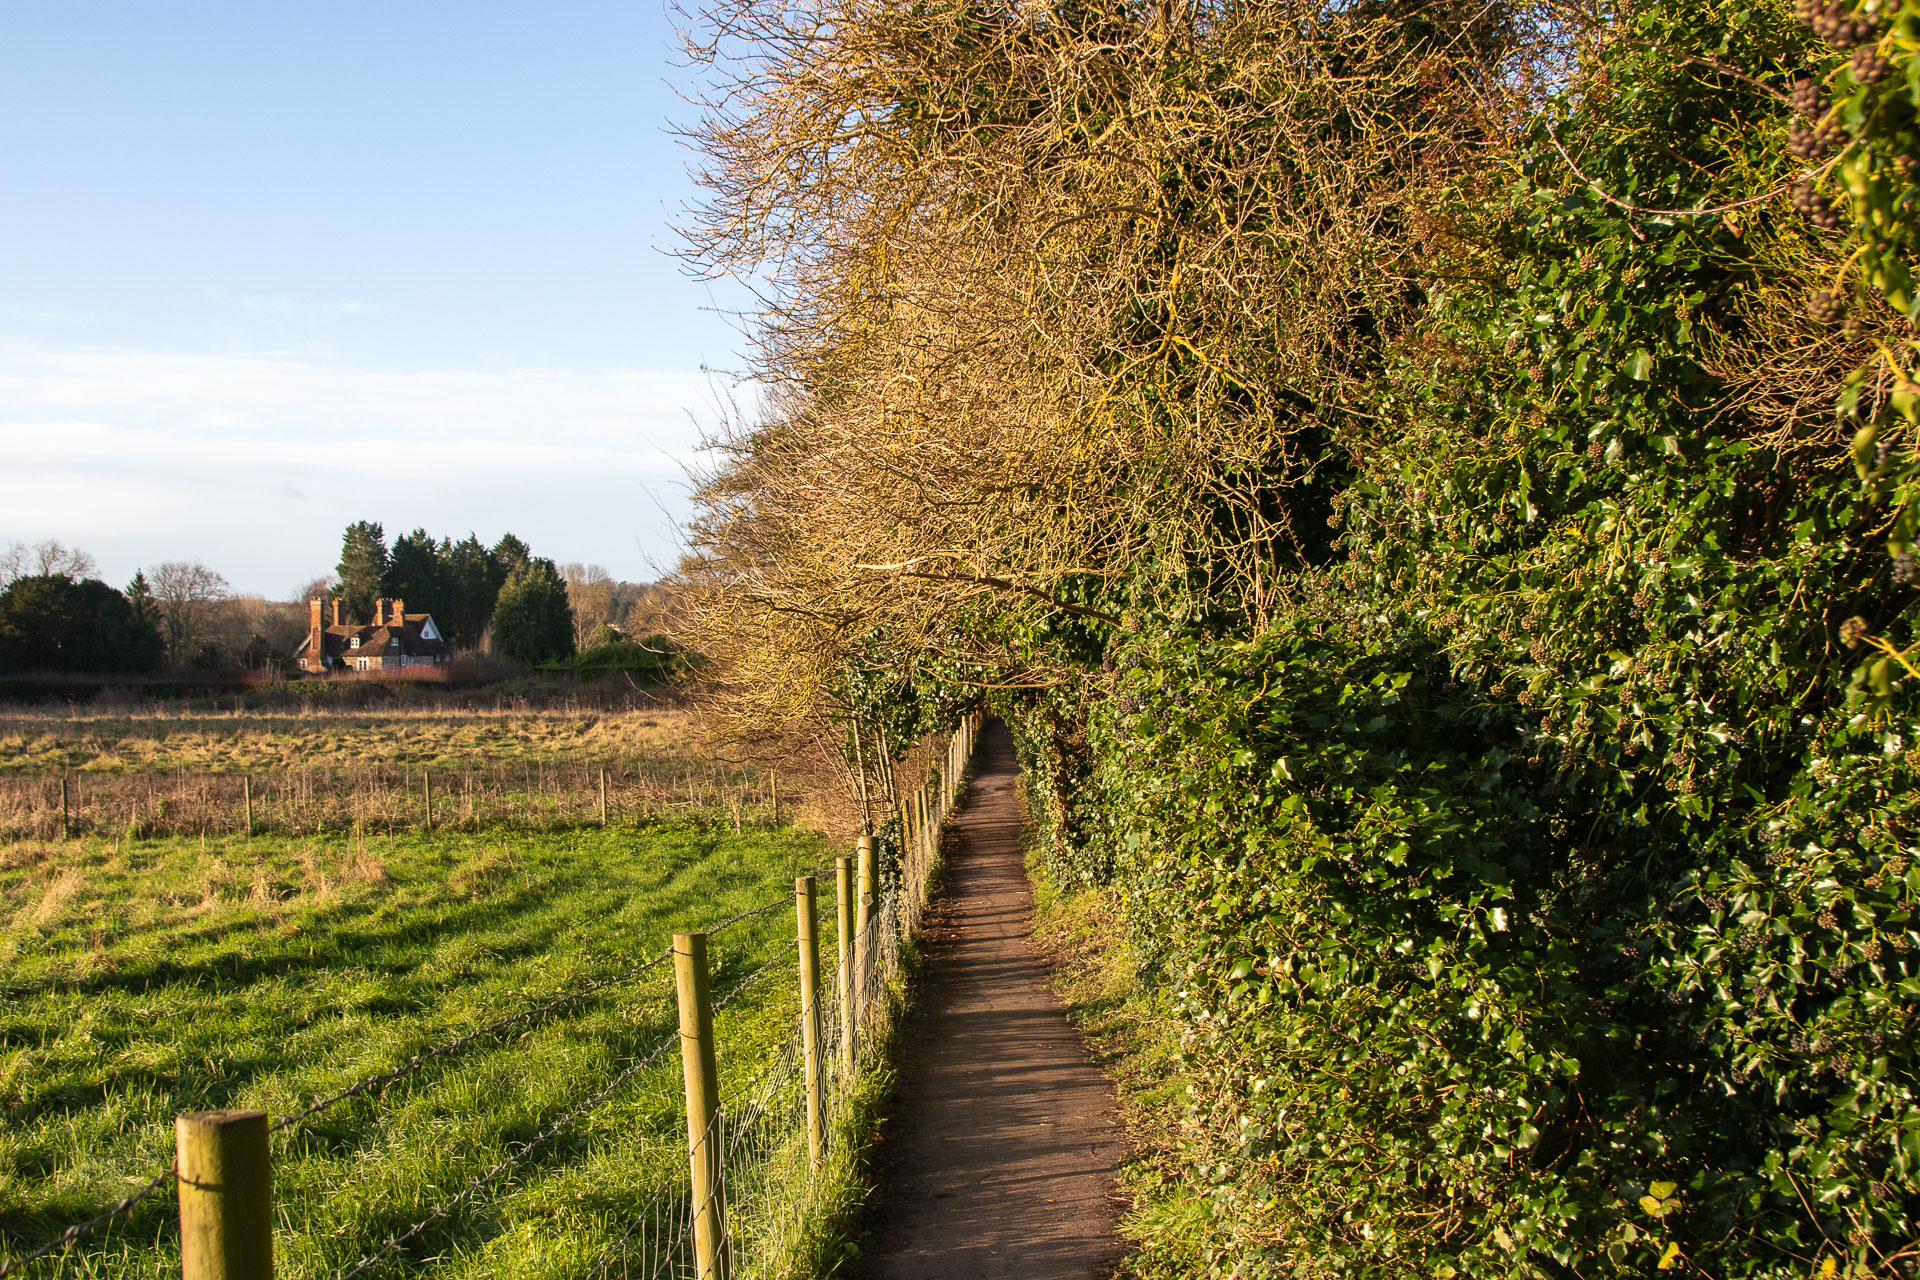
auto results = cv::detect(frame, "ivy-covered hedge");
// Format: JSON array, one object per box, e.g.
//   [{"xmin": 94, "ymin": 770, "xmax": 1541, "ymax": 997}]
[
  {"xmin": 1015, "ymin": 622, "xmax": 1916, "ymax": 1277},
  {"xmin": 999, "ymin": 3, "xmax": 1920, "ymax": 1274}
]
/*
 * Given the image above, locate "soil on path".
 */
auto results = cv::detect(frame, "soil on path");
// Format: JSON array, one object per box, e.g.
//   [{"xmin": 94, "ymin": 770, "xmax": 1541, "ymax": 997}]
[{"xmin": 855, "ymin": 721, "xmax": 1124, "ymax": 1280}]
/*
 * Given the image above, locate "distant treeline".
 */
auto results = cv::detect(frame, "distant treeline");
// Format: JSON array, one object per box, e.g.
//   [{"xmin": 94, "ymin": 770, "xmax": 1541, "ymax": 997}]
[{"xmin": 0, "ymin": 532, "xmax": 682, "ymax": 680}]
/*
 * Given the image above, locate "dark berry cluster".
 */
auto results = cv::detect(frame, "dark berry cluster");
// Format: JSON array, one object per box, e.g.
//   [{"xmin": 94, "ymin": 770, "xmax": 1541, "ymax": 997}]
[
  {"xmin": 1790, "ymin": 75, "xmax": 1824, "ymax": 118},
  {"xmin": 1809, "ymin": 290, "xmax": 1847, "ymax": 323},
  {"xmin": 1793, "ymin": 180, "xmax": 1843, "ymax": 230},
  {"xmin": 1852, "ymin": 47, "xmax": 1893, "ymax": 82},
  {"xmin": 1788, "ymin": 115, "xmax": 1848, "ymax": 159},
  {"xmin": 1796, "ymin": 0, "xmax": 1883, "ymax": 47}
]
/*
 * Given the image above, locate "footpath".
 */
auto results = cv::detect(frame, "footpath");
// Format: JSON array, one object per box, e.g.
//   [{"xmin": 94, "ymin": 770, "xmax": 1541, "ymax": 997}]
[{"xmin": 855, "ymin": 721, "xmax": 1123, "ymax": 1279}]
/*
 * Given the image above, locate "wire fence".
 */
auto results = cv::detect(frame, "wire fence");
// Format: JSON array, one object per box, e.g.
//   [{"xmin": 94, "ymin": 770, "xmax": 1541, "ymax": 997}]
[
  {"xmin": 590, "ymin": 709, "xmax": 980, "ymax": 1280},
  {"xmin": 0, "ymin": 757, "xmax": 790, "ymax": 842},
  {"xmin": 0, "ymin": 712, "xmax": 983, "ymax": 1280}
]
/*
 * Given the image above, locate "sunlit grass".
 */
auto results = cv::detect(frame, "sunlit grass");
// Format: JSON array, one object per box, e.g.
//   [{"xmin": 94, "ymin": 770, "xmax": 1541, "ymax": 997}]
[
  {"xmin": 0, "ymin": 706, "xmax": 698, "ymax": 775},
  {"xmin": 1, "ymin": 823, "xmax": 827, "ymax": 1279}
]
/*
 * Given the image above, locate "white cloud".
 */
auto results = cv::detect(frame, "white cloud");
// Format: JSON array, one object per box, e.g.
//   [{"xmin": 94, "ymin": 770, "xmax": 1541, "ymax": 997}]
[{"xmin": 0, "ymin": 338, "xmax": 733, "ymax": 594}]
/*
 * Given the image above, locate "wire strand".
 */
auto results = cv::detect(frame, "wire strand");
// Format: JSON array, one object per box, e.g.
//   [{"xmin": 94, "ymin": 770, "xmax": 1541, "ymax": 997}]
[
  {"xmin": 333, "ymin": 1027, "xmax": 683, "ymax": 1280},
  {"xmin": 0, "ymin": 1164, "xmax": 175, "ymax": 1279},
  {"xmin": 272, "ymin": 947, "xmax": 675, "ymax": 1136}
]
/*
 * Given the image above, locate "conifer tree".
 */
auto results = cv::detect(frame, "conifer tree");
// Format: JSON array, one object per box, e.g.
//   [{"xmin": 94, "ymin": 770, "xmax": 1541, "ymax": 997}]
[
  {"xmin": 490, "ymin": 557, "xmax": 574, "ymax": 665},
  {"xmin": 333, "ymin": 521, "xmax": 388, "ymax": 621},
  {"xmin": 381, "ymin": 528, "xmax": 446, "ymax": 619}
]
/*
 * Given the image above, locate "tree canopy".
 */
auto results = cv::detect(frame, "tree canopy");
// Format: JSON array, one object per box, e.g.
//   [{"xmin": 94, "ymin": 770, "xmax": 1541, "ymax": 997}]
[{"xmin": 0, "ymin": 574, "xmax": 164, "ymax": 675}]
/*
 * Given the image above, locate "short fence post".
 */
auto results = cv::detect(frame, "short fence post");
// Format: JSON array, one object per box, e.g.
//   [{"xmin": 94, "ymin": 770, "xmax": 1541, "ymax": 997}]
[
  {"xmin": 598, "ymin": 767, "xmax": 609, "ymax": 827},
  {"xmin": 673, "ymin": 933, "xmax": 729, "ymax": 1280},
  {"xmin": 836, "ymin": 855, "xmax": 855, "ymax": 1075},
  {"xmin": 423, "ymin": 771, "xmax": 434, "ymax": 834},
  {"xmin": 59, "ymin": 775, "xmax": 70, "ymax": 839},
  {"xmin": 855, "ymin": 836, "xmax": 876, "ymax": 1016},
  {"xmin": 796, "ymin": 875, "xmax": 825, "ymax": 1167},
  {"xmin": 176, "ymin": 1109, "xmax": 271, "ymax": 1280},
  {"xmin": 242, "ymin": 776, "xmax": 253, "ymax": 839}
]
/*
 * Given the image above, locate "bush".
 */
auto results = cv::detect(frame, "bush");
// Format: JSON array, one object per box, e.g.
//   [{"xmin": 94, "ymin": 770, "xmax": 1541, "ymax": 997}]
[{"xmin": 544, "ymin": 635, "xmax": 694, "ymax": 683}]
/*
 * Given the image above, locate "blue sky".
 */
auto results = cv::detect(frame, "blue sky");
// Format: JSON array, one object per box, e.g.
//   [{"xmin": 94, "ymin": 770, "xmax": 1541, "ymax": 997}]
[{"xmin": 0, "ymin": 2, "xmax": 746, "ymax": 595}]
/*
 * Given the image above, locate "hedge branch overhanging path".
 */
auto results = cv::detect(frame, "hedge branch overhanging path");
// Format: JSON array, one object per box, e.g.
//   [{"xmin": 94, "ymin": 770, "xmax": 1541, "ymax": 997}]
[{"xmin": 856, "ymin": 721, "xmax": 1122, "ymax": 1279}]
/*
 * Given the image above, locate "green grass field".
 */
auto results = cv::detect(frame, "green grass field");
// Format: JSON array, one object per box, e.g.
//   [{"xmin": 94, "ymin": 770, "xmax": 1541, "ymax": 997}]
[{"xmin": 1, "ymin": 821, "xmax": 830, "ymax": 1279}]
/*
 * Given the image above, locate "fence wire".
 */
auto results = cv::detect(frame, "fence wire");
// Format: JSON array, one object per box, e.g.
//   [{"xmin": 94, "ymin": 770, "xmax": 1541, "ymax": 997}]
[
  {"xmin": 335, "ymin": 1019, "xmax": 685, "ymax": 1280},
  {"xmin": 0, "ymin": 1164, "xmax": 176, "ymax": 1280},
  {"xmin": 591, "ymin": 712, "xmax": 981, "ymax": 1280},
  {"xmin": 274, "ymin": 947, "xmax": 676, "ymax": 1137}
]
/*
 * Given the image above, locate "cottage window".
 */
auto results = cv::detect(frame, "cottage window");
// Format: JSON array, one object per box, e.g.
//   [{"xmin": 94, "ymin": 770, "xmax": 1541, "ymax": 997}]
[
  {"xmin": 356, "ymin": 657, "xmax": 369, "ymax": 671},
  {"xmin": 350, "ymin": 635, "xmax": 361, "ymax": 649}
]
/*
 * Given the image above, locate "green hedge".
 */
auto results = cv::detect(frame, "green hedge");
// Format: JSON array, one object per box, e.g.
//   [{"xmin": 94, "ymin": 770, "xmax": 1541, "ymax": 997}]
[{"xmin": 996, "ymin": 2, "xmax": 1920, "ymax": 1273}]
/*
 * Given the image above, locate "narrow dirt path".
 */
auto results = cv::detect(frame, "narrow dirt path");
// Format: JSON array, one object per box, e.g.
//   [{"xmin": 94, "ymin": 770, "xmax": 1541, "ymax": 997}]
[{"xmin": 855, "ymin": 721, "xmax": 1123, "ymax": 1279}]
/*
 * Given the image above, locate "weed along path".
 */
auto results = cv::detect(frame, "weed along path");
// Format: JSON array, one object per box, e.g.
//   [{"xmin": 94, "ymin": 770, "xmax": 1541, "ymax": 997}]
[{"xmin": 858, "ymin": 721, "xmax": 1123, "ymax": 1279}]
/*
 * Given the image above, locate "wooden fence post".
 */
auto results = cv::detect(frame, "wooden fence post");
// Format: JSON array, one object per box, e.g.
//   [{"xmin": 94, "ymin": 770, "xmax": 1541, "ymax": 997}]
[
  {"xmin": 854, "ymin": 836, "xmax": 876, "ymax": 1022},
  {"xmin": 177, "ymin": 1109, "xmax": 271, "ymax": 1280},
  {"xmin": 598, "ymin": 767, "xmax": 609, "ymax": 827},
  {"xmin": 242, "ymin": 776, "xmax": 253, "ymax": 839},
  {"xmin": 59, "ymin": 775, "xmax": 70, "ymax": 839},
  {"xmin": 672, "ymin": 933, "xmax": 730, "ymax": 1280},
  {"xmin": 796, "ymin": 875, "xmax": 825, "ymax": 1168},
  {"xmin": 423, "ymin": 771, "xmax": 434, "ymax": 834},
  {"xmin": 836, "ymin": 855, "xmax": 855, "ymax": 1075}
]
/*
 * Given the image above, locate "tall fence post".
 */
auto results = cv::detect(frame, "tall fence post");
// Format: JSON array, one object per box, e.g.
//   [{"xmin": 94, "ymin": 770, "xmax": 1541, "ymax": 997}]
[
  {"xmin": 598, "ymin": 767, "xmax": 609, "ymax": 827},
  {"xmin": 242, "ymin": 776, "xmax": 253, "ymax": 839},
  {"xmin": 59, "ymin": 775, "xmax": 70, "ymax": 839},
  {"xmin": 796, "ymin": 875, "xmax": 825, "ymax": 1168},
  {"xmin": 673, "ymin": 933, "xmax": 729, "ymax": 1280},
  {"xmin": 176, "ymin": 1109, "xmax": 271, "ymax": 1280},
  {"xmin": 836, "ymin": 855, "xmax": 855, "ymax": 1075},
  {"xmin": 423, "ymin": 771, "xmax": 434, "ymax": 834},
  {"xmin": 854, "ymin": 836, "xmax": 876, "ymax": 1024}
]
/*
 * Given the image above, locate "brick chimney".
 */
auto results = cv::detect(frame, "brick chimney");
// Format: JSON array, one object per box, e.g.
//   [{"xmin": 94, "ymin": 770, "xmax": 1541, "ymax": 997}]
[
  {"xmin": 391, "ymin": 597, "xmax": 405, "ymax": 623},
  {"xmin": 331, "ymin": 599, "xmax": 344, "ymax": 626},
  {"xmin": 307, "ymin": 599, "xmax": 324, "ymax": 671}
]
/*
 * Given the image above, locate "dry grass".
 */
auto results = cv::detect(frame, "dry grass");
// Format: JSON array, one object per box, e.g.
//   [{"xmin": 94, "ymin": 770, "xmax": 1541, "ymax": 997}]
[{"xmin": 0, "ymin": 704, "xmax": 699, "ymax": 774}]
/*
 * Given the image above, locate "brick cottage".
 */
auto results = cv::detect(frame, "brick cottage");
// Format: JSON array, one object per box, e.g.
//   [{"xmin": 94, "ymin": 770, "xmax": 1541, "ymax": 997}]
[{"xmin": 293, "ymin": 597, "xmax": 453, "ymax": 673}]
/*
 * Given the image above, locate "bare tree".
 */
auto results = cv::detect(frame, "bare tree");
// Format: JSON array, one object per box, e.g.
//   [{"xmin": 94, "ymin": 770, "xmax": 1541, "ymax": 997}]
[
  {"xmin": 668, "ymin": 0, "xmax": 1524, "ymax": 746},
  {"xmin": 0, "ymin": 538, "xmax": 98, "ymax": 587},
  {"xmin": 148, "ymin": 560, "xmax": 231, "ymax": 667},
  {"xmin": 560, "ymin": 562, "xmax": 619, "ymax": 648},
  {"xmin": 291, "ymin": 575, "xmax": 336, "ymax": 606}
]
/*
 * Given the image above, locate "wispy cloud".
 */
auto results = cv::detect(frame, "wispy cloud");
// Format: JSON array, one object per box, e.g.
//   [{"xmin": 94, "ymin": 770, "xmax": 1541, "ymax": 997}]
[
  {"xmin": 0, "ymin": 339, "xmax": 728, "ymax": 593},
  {"xmin": 206, "ymin": 290, "xmax": 380, "ymax": 317}
]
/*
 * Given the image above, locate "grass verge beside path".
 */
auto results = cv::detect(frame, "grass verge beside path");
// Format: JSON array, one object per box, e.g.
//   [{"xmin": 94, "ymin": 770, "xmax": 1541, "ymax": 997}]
[
  {"xmin": 2, "ymin": 823, "xmax": 826, "ymax": 1280},
  {"xmin": 1027, "ymin": 860, "xmax": 1215, "ymax": 1279}
]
